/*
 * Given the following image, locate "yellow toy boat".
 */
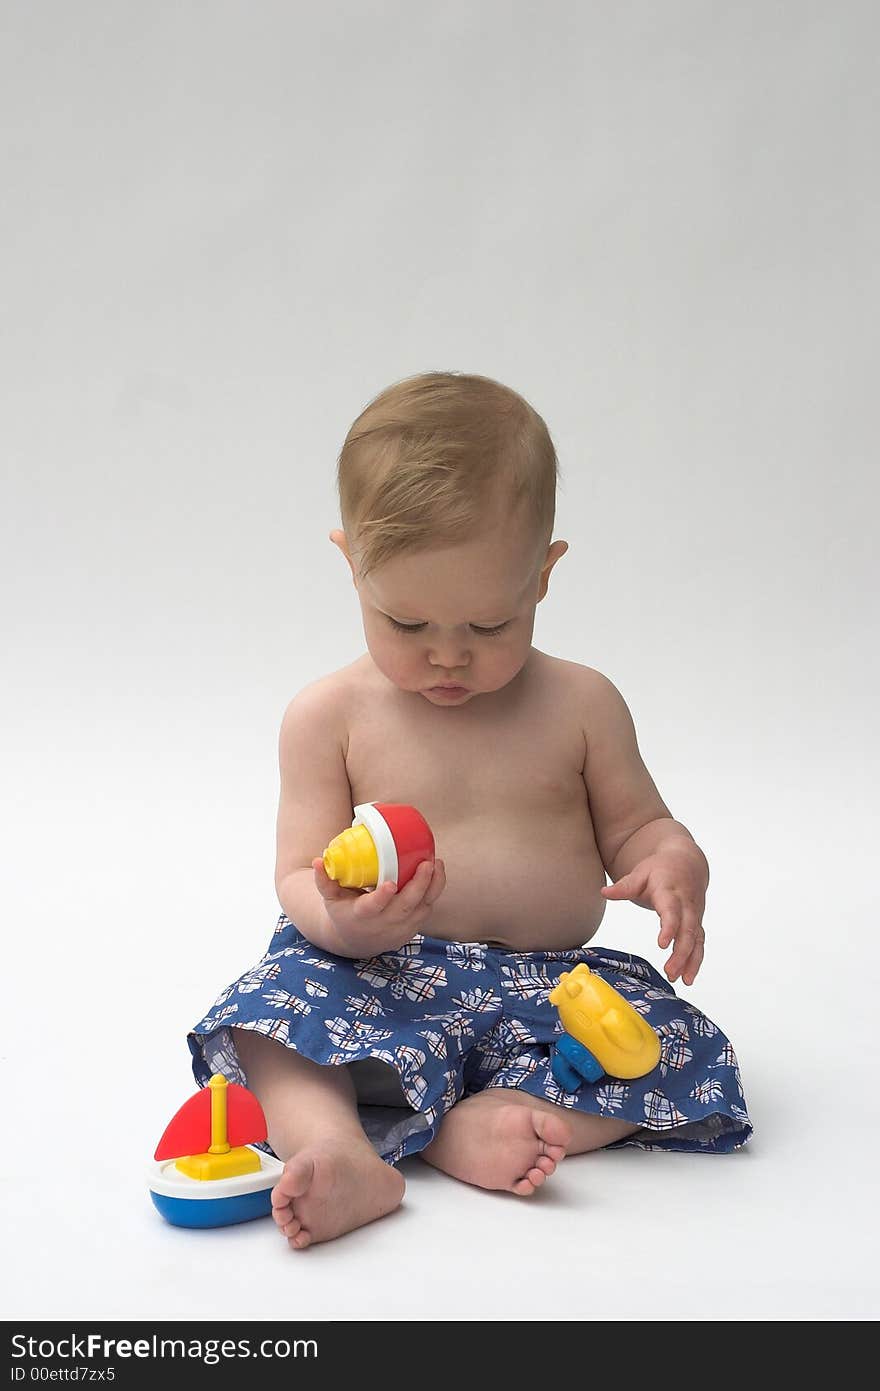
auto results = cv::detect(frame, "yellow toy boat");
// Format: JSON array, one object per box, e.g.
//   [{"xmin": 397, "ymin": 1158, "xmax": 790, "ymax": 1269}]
[{"xmin": 549, "ymin": 963, "xmax": 661, "ymax": 1087}]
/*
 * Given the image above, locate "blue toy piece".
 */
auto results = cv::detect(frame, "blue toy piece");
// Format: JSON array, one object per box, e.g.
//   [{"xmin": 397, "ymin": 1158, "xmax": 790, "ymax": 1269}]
[{"xmin": 550, "ymin": 1032, "xmax": 605, "ymax": 1091}]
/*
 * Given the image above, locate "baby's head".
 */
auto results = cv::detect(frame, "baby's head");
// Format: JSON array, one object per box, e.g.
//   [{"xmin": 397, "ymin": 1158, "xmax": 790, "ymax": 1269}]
[{"xmin": 332, "ymin": 371, "xmax": 568, "ymax": 706}]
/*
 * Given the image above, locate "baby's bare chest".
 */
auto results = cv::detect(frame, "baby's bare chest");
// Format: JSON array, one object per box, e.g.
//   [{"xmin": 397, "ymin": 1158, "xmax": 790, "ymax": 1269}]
[
  {"xmin": 345, "ymin": 697, "xmax": 585, "ymax": 821},
  {"xmin": 343, "ymin": 685, "xmax": 606, "ymax": 948}
]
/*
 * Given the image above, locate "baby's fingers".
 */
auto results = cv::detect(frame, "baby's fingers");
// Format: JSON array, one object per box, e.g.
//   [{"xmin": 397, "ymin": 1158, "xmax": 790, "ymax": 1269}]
[
  {"xmin": 351, "ymin": 860, "xmax": 438, "ymax": 922},
  {"xmin": 352, "ymin": 878, "xmax": 398, "ymax": 919},
  {"xmin": 663, "ymin": 906, "xmax": 704, "ymax": 984},
  {"xmin": 388, "ymin": 859, "xmax": 436, "ymax": 915},
  {"xmin": 602, "ymin": 864, "xmax": 649, "ymax": 903},
  {"xmin": 422, "ymin": 858, "xmax": 446, "ymax": 906},
  {"xmin": 679, "ymin": 939, "xmax": 705, "ymax": 986},
  {"xmin": 656, "ymin": 892, "xmax": 681, "ymax": 951},
  {"xmin": 312, "ymin": 857, "xmax": 350, "ymax": 901}
]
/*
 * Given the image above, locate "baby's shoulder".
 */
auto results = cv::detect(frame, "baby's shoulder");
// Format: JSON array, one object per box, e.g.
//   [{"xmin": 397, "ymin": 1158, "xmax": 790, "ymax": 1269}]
[
  {"xmin": 532, "ymin": 652, "xmax": 634, "ymax": 733},
  {"xmin": 533, "ymin": 651, "xmax": 621, "ymax": 703},
  {"xmin": 279, "ymin": 656, "xmax": 372, "ymax": 736}
]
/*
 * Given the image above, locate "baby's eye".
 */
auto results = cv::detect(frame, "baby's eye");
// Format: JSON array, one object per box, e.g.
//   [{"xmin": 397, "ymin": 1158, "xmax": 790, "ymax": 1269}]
[
  {"xmin": 386, "ymin": 617, "xmax": 509, "ymax": 637},
  {"xmin": 387, "ymin": 618, "xmax": 427, "ymax": 633}
]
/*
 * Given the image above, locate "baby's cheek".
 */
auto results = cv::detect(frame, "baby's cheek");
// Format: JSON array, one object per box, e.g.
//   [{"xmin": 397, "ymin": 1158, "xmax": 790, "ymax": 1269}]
[
  {"xmin": 487, "ymin": 645, "xmax": 530, "ymax": 689},
  {"xmin": 371, "ymin": 642, "xmax": 421, "ymax": 691}
]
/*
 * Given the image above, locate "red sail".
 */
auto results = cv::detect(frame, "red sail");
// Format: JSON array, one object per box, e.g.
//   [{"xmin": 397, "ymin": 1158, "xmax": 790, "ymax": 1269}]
[
  {"xmin": 154, "ymin": 1082, "xmax": 268, "ymax": 1160},
  {"xmin": 154, "ymin": 1089, "xmax": 210, "ymax": 1160},
  {"xmin": 226, "ymin": 1084, "xmax": 268, "ymax": 1147}
]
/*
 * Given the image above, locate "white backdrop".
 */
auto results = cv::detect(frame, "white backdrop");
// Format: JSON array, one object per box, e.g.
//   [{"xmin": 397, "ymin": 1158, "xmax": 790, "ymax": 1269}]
[{"xmin": 2, "ymin": 1, "xmax": 877, "ymax": 1321}]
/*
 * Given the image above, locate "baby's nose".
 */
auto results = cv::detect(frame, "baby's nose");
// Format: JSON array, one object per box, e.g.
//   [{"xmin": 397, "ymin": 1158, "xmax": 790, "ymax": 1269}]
[{"xmin": 428, "ymin": 634, "xmax": 471, "ymax": 668}]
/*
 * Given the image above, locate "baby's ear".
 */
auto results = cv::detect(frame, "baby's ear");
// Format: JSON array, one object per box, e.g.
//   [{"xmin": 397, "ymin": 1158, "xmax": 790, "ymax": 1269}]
[
  {"xmin": 330, "ymin": 529, "xmax": 358, "ymax": 585},
  {"xmin": 537, "ymin": 538, "xmax": 569, "ymax": 601}
]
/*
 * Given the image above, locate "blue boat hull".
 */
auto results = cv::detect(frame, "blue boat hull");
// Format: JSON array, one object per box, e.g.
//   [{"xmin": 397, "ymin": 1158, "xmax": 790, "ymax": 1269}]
[{"xmin": 150, "ymin": 1186, "xmax": 273, "ymax": 1229}]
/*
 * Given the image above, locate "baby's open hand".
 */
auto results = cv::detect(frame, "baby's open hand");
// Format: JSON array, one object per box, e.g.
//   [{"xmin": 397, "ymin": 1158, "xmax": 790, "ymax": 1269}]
[
  {"xmin": 601, "ymin": 850, "xmax": 706, "ymax": 985},
  {"xmin": 312, "ymin": 856, "xmax": 447, "ymax": 958}
]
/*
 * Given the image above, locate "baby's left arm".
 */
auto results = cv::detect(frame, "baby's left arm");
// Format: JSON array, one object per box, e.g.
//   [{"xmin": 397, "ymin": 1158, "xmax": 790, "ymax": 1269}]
[{"xmin": 581, "ymin": 669, "xmax": 709, "ymax": 985}]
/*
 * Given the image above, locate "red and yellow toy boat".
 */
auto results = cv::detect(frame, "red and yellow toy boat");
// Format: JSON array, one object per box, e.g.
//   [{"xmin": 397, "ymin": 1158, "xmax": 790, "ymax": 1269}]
[{"xmin": 149, "ymin": 1074, "xmax": 283, "ymax": 1228}]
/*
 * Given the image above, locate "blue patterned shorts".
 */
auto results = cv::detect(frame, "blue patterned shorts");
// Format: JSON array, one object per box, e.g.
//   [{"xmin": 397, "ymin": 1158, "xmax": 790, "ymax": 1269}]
[{"xmin": 188, "ymin": 914, "xmax": 753, "ymax": 1164}]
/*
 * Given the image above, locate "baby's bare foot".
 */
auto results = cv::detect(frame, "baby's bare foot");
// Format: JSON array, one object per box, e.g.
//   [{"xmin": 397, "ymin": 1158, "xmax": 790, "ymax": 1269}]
[
  {"xmin": 421, "ymin": 1094, "xmax": 571, "ymax": 1195},
  {"xmin": 271, "ymin": 1138, "xmax": 405, "ymax": 1249}
]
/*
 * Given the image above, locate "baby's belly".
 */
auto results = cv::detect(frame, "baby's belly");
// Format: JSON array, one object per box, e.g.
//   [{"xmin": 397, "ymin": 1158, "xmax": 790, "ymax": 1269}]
[{"xmin": 421, "ymin": 810, "xmax": 608, "ymax": 951}]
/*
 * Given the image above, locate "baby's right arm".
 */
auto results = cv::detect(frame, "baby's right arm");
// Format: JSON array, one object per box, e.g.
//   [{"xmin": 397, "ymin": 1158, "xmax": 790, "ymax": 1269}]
[{"xmin": 274, "ymin": 680, "xmax": 445, "ymax": 959}]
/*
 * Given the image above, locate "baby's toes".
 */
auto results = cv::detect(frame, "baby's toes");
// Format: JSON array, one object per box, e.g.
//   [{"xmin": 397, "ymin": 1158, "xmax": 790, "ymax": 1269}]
[
  {"xmin": 271, "ymin": 1182, "xmax": 300, "ymax": 1239},
  {"xmin": 512, "ymin": 1175, "xmax": 538, "ymax": 1196},
  {"xmin": 543, "ymin": 1142, "xmax": 567, "ymax": 1165},
  {"xmin": 276, "ymin": 1210, "xmax": 303, "ymax": 1244},
  {"xmin": 533, "ymin": 1109, "xmax": 572, "ymax": 1156},
  {"xmin": 271, "ymin": 1197, "xmax": 292, "ymax": 1227},
  {"xmin": 535, "ymin": 1154, "xmax": 557, "ymax": 1177}
]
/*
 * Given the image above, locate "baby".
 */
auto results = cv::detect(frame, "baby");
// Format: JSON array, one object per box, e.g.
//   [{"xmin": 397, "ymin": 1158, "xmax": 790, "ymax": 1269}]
[{"xmin": 189, "ymin": 371, "xmax": 752, "ymax": 1249}]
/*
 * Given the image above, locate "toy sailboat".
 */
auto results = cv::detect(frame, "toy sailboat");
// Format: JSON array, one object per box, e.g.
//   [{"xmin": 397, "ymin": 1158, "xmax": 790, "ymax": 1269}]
[{"xmin": 149, "ymin": 1073, "xmax": 283, "ymax": 1228}]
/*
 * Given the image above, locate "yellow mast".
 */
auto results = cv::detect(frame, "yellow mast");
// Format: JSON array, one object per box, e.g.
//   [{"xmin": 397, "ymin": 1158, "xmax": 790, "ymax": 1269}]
[
  {"xmin": 174, "ymin": 1072, "xmax": 260, "ymax": 1181},
  {"xmin": 208, "ymin": 1074, "xmax": 230, "ymax": 1154}
]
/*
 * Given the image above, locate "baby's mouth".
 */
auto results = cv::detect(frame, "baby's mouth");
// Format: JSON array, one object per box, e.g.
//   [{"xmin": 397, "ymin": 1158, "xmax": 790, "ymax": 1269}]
[{"xmin": 426, "ymin": 684, "xmax": 470, "ymax": 698}]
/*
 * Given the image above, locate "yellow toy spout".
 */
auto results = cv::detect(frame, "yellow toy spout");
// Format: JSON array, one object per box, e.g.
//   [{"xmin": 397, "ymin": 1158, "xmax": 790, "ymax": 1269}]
[
  {"xmin": 549, "ymin": 964, "xmax": 660, "ymax": 1080},
  {"xmin": 323, "ymin": 823, "xmax": 380, "ymax": 889}
]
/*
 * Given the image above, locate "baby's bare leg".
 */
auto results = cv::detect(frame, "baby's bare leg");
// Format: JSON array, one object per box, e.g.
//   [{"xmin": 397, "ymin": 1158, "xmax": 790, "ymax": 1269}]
[
  {"xmin": 420, "ymin": 1089, "xmax": 640, "ymax": 1195},
  {"xmin": 233, "ymin": 1027, "xmax": 404, "ymax": 1249}
]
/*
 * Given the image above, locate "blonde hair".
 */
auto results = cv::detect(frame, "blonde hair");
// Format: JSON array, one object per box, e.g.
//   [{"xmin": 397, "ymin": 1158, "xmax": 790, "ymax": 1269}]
[{"xmin": 336, "ymin": 371, "xmax": 559, "ymax": 575}]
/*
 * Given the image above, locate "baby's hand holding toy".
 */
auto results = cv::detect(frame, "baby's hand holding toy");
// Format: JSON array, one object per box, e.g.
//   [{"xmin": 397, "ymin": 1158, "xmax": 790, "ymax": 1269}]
[{"xmin": 316, "ymin": 802, "xmax": 445, "ymax": 956}]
